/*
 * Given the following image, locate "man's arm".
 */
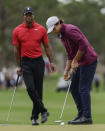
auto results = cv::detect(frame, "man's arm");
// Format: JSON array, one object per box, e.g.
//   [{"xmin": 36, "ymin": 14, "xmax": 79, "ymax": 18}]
[
  {"xmin": 73, "ymin": 50, "xmax": 84, "ymax": 62},
  {"xmin": 64, "ymin": 50, "xmax": 84, "ymax": 80},
  {"xmin": 14, "ymin": 45, "xmax": 21, "ymax": 66},
  {"xmin": 65, "ymin": 60, "xmax": 72, "ymax": 71},
  {"xmin": 14, "ymin": 45, "xmax": 22, "ymax": 75},
  {"xmin": 68, "ymin": 29, "xmax": 85, "ymax": 72},
  {"xmin": 43, "ymin": 43, "xmax": 56, "ymax": 72},
  {"xmin": 71, "ymin": 50, "xmax": 84, "ymax": 72},
  {"xmin": 43, "ymin": 43, "xmax": 53, "ymax": 63},
  {"xmin": 64, "ymin": 60, "xmax": 72, "ymax": 81}
]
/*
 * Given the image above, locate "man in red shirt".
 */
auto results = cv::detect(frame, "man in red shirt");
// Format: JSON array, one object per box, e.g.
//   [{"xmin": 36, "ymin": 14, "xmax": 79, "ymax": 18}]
[{"xmin": 13, "ymin": 7, "xmax": 56, "ymax": 125}]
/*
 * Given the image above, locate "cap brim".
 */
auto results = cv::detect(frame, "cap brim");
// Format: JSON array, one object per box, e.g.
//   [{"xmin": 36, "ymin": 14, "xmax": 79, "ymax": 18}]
[
  {"xmin": 24, "ymin": 11, "xmax": 34, "ymax": 15},
  {"xmin": 47, "ymin": 25, "xmax": 54, "ymax": 34}
]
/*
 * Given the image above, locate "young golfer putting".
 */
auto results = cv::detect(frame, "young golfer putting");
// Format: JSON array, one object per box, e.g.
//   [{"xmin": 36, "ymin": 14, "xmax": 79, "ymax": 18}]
[
  {"xmin": 13, "ymin": 7, "xmax": 56, "ymax": 125},
  {"xmin": 46, "ymin": 16, "xmax": 98, "ymax": 124}
]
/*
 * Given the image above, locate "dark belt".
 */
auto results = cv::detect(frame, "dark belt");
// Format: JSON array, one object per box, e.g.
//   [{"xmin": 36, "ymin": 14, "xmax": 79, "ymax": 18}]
[{"xmin": 21, "ymin": 56, "xmax": 43, "ymax": 61}]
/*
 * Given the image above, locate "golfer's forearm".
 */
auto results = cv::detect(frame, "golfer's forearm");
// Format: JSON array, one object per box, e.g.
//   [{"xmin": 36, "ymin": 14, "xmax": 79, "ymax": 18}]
[
  {"xmin": 73, "ymin": 50, "xmax": 84, "ymax": 62},
  {"xmin": 14, "ymin": 46, "xmax": 21, "ymax": 67},
  {"xmin": 65, "ymin": 60, "xmax": 72, "ymax": 71},
  {"xmin": 44, "ymin": 44, "xmax": 53, "ymax": 63}
]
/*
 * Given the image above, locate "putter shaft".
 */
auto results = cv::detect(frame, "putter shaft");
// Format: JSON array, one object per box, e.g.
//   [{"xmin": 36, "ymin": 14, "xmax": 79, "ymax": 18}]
[
  {"xmin": 55, "ymin": 70, "xmax": 73, "ymax": 123},
  {"xmin": 59, "ymin": 80, "xmax": 72, "ymax": 120},
  {"xmin": 6, "ymin": 75, "xmax": 19, "ymax": 124}
]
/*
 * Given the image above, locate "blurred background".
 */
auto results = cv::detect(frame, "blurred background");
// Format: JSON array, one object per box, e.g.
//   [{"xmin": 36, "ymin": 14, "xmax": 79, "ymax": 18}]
[
  {"xmin": 0, "ymin": 0, "xmax": 105, "ymax": 90},
  {"xmin": 0, "ymin": 0, "xmax": 105, "ymax": 125}
]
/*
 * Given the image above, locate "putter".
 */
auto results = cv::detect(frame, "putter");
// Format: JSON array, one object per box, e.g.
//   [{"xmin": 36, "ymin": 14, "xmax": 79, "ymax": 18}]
[
  {"xmin": 55, "ymin": 70, "xmax": 73, "ymax": 124},
  {"xmin": 5, "ymin": 75, "xmax": 19, "ymax": 124}
]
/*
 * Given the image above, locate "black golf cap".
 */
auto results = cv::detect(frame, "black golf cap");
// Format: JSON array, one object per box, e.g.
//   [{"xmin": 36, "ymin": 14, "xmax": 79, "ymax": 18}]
[{"xmin": 23, "ymin": 6, "xmax": 34, "ymax": 15}]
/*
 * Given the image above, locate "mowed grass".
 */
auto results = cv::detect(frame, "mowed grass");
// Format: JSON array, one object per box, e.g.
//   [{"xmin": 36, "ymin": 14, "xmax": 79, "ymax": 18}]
[{"xmin": 0, "ymin": 73, "xmax": 105, "ymax": 125}]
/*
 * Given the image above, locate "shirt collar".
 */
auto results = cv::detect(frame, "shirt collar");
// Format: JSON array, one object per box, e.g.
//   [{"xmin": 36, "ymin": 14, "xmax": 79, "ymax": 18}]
[
  {"xmin": 60, "ymin": 23, "xmax": 65, "ymax": 34},
  {"xmin": 57, "ymin": 23, "xmax": 65, "ymax": 39}
]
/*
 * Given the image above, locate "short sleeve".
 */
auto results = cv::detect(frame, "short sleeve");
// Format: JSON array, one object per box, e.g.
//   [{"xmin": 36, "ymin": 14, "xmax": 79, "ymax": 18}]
[
  {"xmin": 69, "ymin": 28, "xmax": 87, "ymax": 51},
  {"xmin": 13, "ymin": 28, "xmax": 20, "ymax": 45},
  {"xmin": 42, "ymin": 28, "xmax": 49, "ymax": 45},
  {"xmin": 66, "ymin": 52, "xmax": 72, "ymax": 60}
]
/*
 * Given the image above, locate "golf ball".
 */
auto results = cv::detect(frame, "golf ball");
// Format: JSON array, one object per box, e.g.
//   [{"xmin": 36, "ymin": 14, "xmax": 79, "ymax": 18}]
[{"xmin": 60, "ymin": 122, "xmax": 64, "ymax": 125}]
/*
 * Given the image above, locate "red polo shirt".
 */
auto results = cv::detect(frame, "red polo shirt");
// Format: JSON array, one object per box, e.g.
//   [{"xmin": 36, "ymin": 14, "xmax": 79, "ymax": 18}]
[{"xmin": 13, "ymin": 21, "xmax": 49, "ymax": 58}]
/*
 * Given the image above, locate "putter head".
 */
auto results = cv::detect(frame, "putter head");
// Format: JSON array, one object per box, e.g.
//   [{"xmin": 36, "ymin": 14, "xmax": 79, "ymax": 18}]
[{"xmin": 55, "ymin": 120, "xmax": 62, "ymax": 123}]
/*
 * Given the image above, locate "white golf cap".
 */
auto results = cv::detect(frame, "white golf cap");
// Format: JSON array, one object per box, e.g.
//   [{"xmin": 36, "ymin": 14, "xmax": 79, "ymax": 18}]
[{"xmin": 46, "ymin": 16, "xmax": 59, "ymax": 34}]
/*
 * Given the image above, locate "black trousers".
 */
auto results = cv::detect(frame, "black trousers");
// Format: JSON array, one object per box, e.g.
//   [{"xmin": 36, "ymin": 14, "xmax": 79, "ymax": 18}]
[{"xmin": 21, "ymin": 56, "xmax": 47, "ymax": 120}]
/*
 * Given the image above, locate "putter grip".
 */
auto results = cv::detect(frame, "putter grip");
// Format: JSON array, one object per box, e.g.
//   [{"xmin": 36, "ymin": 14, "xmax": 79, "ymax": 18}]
[{"xmin": 16, "ymin": 75, "xmax": 19, "ymax": 87}]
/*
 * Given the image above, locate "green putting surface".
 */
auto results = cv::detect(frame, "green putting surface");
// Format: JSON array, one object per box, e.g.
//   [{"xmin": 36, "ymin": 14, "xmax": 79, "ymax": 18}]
[
  {"xmin": 0, "ymin": 124, "xmax": 105, "ymax": 131},
  {"xmin": 0, "ymin": 74, "xmax": 105, "ymax": 126}
]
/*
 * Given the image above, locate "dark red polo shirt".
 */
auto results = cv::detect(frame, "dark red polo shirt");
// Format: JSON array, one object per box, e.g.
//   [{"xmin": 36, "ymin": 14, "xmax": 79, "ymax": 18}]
[
  {"xmin": 13, "ymin": 21, "xmax": 49, "ymax": 58},
  {"xmin": 58, "ymin": 24, "xmax": 98, "ymax": 66}
]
